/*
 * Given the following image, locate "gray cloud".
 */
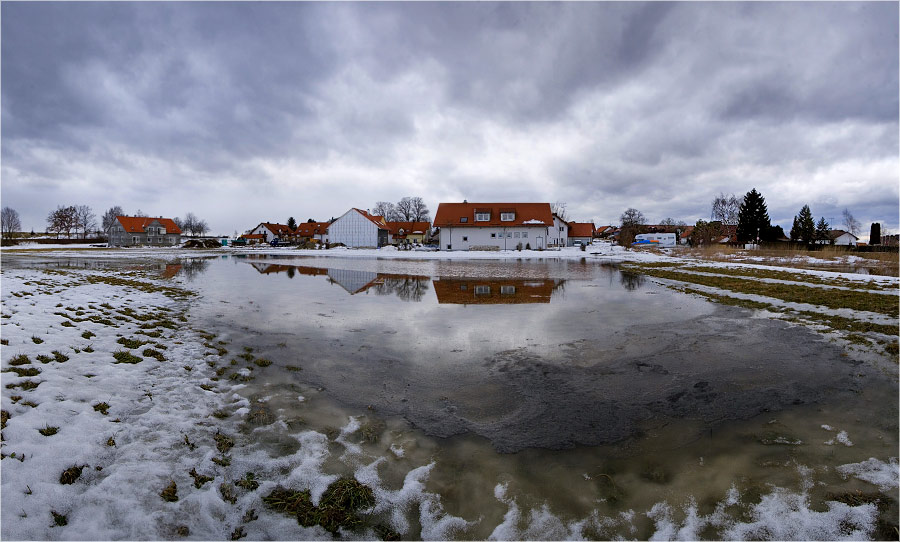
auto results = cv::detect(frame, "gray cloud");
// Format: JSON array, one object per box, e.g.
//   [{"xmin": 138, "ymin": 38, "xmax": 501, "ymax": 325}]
[{"xmin": 2, "ymin": 2, "xmax": 897, "ymax": 239}]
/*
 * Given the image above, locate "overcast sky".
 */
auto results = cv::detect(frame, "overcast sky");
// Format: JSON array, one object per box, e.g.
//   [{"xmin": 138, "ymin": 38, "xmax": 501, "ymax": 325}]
[{"xmin": 2, "ymin": 2, "xmax": 897, "ymax": 239}]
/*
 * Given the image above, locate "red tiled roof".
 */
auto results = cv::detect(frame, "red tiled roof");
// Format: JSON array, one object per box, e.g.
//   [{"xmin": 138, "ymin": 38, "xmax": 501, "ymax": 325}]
[
  {"xmin": 433, "ymin": 203, "xmax": 553, "ymax": 227},
  {"xmin": 568, "ymin": 222, "xmax": 596, "ymax": 238},
  {"xmin": 353, "ymin": 209, "xmax": 389, "ymax": 229},
  {"xmin": 116, "ymin": 216, "xmax": 182, "ymax": 234},
  {"xmin": 259, "ymin": 222, "xmax": 295, "ymax": 236},
  {"xmin": 296, "ymin": 221, "xmax": 330, "ymax": 237},
  {"xmin": 241, "ymin": 234, "xmax": 265, "ymax": 239}
]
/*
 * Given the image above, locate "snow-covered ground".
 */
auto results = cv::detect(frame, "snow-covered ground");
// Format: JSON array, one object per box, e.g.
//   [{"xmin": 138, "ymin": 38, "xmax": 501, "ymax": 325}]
[{"xmin": 2, "ymin": 249, "xmax": 898, "ymax": 540}]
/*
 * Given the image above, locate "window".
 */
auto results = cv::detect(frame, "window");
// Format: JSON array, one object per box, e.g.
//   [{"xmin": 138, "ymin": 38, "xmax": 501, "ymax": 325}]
[
  {"xmin": 522, "ymin": 232, "xmax": 528, "ymax": 238},
  {"xmin": 501, "ymin": 212, "xmax": 515, "ymax": 221},
  {"xmin": 514, "ymin": 232, "xmax": 520, "ymax": 238},
  {"xmin": 460, "ymin": 217, "xmax": 468, "ymax": 223},
  {"xmin": 507, "ymin": 232, "xmax": 512, "ymax": 238},
  {"xmin": 447, "ymin": 244, "xmax": 452, "ymax": 249},
  {"xmin": 490, "ymin": 233, "xmax": 496, "ymax": 238},
  {"xmin": 559, "ymin": 226, "xmax": 564, "ymax": 232},
  {"xmin": 462, "ymin": 236, "xmax": 468, "ymax": 241},
  {"xmin": 459, "ymin": 284, "xmax": 467, "ymax": 291},
  {"xmin": 474, "ymin": 285, "xmax": 490, "ymax": 295},
  {"xmin": 475, "ymin": 212, "xmax": 490, "ymax": 222},
  {"xmin": 501, "ymin": 285, "xmax": 516, "ymax": 295}
]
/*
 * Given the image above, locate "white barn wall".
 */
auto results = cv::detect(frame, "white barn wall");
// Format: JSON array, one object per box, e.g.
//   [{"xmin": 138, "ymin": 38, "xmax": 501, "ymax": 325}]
[{"xmin": 328, "ymin": 210, "xmax": 378, "ymax": 248}]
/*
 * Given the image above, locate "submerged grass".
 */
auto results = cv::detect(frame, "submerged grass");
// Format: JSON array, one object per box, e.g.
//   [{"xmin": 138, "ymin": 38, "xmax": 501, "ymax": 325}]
[{"xmin": 263, "ymin": 477, "xmax": 376, "ymax": 535}]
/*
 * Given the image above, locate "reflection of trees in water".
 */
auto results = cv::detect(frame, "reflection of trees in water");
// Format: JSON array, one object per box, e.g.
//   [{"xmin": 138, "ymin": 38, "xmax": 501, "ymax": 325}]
[
  {"xmin": 179, "ymin": 258, "xmax": 211, "ymax": 281},
  {"xmin": 372, "ymin": 277, "xmax": 431, "ymax": 302},
  {"xmin": 286, "ymin": 267, "xmax": 295, "ymax": 279},
  {"xmin": 619, "ymin": 271, "xmax": 646, "ymax": 291}
]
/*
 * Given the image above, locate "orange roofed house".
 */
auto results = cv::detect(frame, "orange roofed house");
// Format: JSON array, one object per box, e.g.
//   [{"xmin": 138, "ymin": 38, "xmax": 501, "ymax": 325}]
[
  {"xmin": 107, "ymin": 216, "xmax": 182, "ymax": 247},
  {"xmin": 433, "ymin": 202, "xmax": 554, "ymax": 250}
]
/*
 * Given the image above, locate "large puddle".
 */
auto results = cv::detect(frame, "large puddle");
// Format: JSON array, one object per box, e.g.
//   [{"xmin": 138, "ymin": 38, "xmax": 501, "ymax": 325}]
[{"xmin": 11, "ymin": 254, "xmax": 900, "ymax": 538}]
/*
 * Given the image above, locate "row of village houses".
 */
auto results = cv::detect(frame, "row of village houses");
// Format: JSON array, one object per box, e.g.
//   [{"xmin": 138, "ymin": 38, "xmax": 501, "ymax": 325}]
[
  {"xmin": 238, "ymin": 202, "xmax": 603, "ymax": 250},
  {"xmin": 105, "ymin": 201, "xmax": 865, "ymax": 249}
]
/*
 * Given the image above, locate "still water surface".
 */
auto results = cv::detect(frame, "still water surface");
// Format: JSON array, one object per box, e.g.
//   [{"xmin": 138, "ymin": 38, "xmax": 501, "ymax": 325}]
[{"xmin": 177, "ymin": 255, "xmax": 898, "ymax": 539}]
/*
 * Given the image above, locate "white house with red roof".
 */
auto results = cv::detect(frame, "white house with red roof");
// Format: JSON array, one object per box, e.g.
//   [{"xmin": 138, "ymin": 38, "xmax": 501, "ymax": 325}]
[
  {"xmin": 245, "ymin": 222, "xmax": 296, "ymax": 244},
  {"xmin": 107, "ymin": 216, "xmax": 182, "ymax": 247},
  {"xmin": 327, "ymin": 208, "xmax": 390, "ymax": 248},
  {"xmin": 550, "ymin": 213, "xmax": 569, "ymax": 248},
  {"xmin": 385, "ymin": 221, "xmax": 432, "ymax": 245},
  {"xmin": 567, "ymin": 221, "xmax": 596, "ymax": 246},
  {"xmin": 433, "ymin": 202, "xmax": 554, "ymax": 251}
]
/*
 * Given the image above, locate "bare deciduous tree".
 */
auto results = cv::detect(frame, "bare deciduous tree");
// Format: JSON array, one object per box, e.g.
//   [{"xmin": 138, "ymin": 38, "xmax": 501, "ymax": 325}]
[
  {"xmin": 618, "ymin": 208, "xmax": 646, "ymax": 246},
  {"xmin": 711, "ymin": 193, "xmax": 741, "ymax": 225},
  {"xmin": 74, "ymin": 205, "xmax": 97, "ymax": 238},
  {"xmin": 551, "ymin": 202, "xmax": 570, "ymax": 221},
  {"xmin": 372, "ymin": 201, "xmax": 398, "ymax": 221},
  {"xmin": 47, "ymin": 206, "xmax": 78, "ymax": 238},
  {"xmin": 410, "ymin": 197, "xmax": 430, "ymax": 222},
  {"xmin": 182, "ymin": 213, "xmax": 198, "ymax": 237},
  {"xmin": 1, "ymin": 207, "xmax": 22, "ymax": 238},
  {"xmin": 842, "ymin": 208, "xmax": 861, "ymax": 236},
  {"xmin": 395, "ymin": 197, "xmax": 415, "ymax": 221},
  {"xmin": 102, "ymin": 206, "xmax": 124, "ymax": 234}
]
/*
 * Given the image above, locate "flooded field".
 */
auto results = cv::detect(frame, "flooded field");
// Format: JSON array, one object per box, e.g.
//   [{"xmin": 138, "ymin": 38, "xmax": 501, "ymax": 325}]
[
  {"xmin": 185, "ymin": 255, "xmax": 898, "ymax": 538},
  {"xmin": 3, "ymin": 253, "xmax": 897, "ymax": 539}
]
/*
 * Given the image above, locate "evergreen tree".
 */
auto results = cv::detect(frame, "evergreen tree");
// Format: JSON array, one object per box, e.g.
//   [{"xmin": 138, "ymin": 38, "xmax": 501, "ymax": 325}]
[
  {"xmin": 791, "ymin": 204, "xmax": 815, "ymax": 245},
  {"xmin": 870, "ymin": 222, "xmax": 881, "ymax": 245},
  {"xmin": 815, "ymin": 217, "xmax": 831, "ymax": 244},
  {"xmin": 736, "ymin": 188, "xmax": 771, "ymax": 243},
  {"xmin": 790, "ymin": 216, "xmax": 802, "ymax": 242},
  {"xmin": 287, "ymin": 216, "xmax": 297, "ymax": 230}
]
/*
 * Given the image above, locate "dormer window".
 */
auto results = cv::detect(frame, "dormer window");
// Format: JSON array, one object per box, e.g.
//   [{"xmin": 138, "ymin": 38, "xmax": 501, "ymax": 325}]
[
  {"xmin": 475, "ymin": 212, "xmax": 490, "ymax": 222},
  {"xmin": 500, "ymin": 212, "xmax": 515, "ymax": 222}
]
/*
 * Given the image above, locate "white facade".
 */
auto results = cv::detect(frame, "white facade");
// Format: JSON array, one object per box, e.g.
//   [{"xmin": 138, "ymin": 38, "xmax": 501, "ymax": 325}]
[
  {"xmin": 438, "ymin": 225, "xmax": 548, "ymax": 251},
  {"xmin": 247, "ymin": 224, "xmax": 275, "ymax": 242},
  {"xmin": 832, "ymin": 232, "xmax": 858, "ymax": 246},
  {"xmin": 550, "ymin": 215, "xmax": 568, "ymax": 248},
  {"xmin": 328, "ymin": 209, "xmax": 387, "ymax": 248}
]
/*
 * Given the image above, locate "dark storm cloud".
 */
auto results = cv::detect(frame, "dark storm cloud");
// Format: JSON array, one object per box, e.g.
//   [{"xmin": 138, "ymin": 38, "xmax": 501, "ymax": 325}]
[{"xmin": 1, "ymin": 2, "xmax": 897, "ymax": 236}]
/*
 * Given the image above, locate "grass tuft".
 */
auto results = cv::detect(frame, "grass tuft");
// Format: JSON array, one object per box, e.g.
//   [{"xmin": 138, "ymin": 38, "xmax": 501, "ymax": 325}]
[
  {"xmin": 116, "ymin": 337, "xmax": 147, "ymax": 349},
  {"xmin": 82, "ymin": 331, "xmax": 96, "ymax": 340},
  {"xmin": 39, "ymin": 425, "xmax": 59, "ymax": 436},
  {"xmin": 59, "ymin": 465, "xmax": 84, "ymax": 484},
  {"xmin": 5, "ymin": 367, "xmax": 41, "ymax": 377},
  {"xmin": 160, "ymin": 480, "xmax": 179, "ymax": 502},
  {"xmin": 51, "ymin": 511, "xmax": 68, "ymax": 527},
  {"xmin": 31, "ymin": 336, "xmax": 44, "ymax": 344},
  {"xmin": 189, "ymin": 468, "xmax": 213, "ymax": 489},
  {"xmin": 93, "ymin": 402, "xmax": 110, "ymax": 415},
  {"xmin": 214, "ymin": 431, "xmax": 234, "ymax": 454},
  {"xmin": 112, "ymin": 350, "xmax": 142, "ymax": 364},
  {"xmin": 9, "ymin": 354, "xmax": 31, "ymax": 366},
  {"xmin": 142, "ymin": 348, "xmax": 167, "ymax": 362},
  {"xmin": 253, "ymin": 357, "xmax": 272, "ymax": 367}
]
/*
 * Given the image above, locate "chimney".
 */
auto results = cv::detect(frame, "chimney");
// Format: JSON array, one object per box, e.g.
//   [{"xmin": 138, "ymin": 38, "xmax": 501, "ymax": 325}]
[{"xmin": 463, "ymin": 199, "xmax": 467, "ymax": 203}]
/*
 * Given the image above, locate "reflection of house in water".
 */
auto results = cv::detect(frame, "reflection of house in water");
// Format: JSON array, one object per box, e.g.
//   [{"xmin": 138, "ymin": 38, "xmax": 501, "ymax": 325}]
[
  {"xmin": 432, "ymin": 278, "xmax": 565, "ymax": 304},
  {"xmin": 246, "ymin": 263, "xmax": 430, "ymax": 299},
  {"xmin": 326, "ymin": 268, "xmax": 383, "ymax": 295}
]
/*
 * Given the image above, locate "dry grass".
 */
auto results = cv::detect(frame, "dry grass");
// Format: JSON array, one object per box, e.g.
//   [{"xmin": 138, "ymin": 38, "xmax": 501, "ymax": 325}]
[{"xmin": 681, "ymin": 245, "xmax": 898, "ymax": 276}]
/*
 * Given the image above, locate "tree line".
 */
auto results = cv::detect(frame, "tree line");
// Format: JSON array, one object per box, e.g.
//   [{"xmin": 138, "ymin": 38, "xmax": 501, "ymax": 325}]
[
  {"xmin": 618, "ymin": 189, "xmax": 876, "ymax": 247},
  {"xmin": 0, "ymin": 205, "xmax": 210, "ymax": 239},
  {"xmin": 371, "ymin": 196, "xmax": 431, "ymax": 222}
]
